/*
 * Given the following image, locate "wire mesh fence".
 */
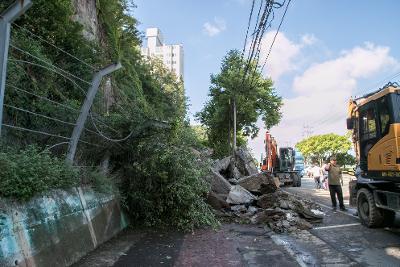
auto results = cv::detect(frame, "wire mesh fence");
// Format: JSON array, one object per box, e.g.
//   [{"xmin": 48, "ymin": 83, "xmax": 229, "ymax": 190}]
[{"xmin": 1, "ymin": 17, "xmax": 124, "ymax": 165}]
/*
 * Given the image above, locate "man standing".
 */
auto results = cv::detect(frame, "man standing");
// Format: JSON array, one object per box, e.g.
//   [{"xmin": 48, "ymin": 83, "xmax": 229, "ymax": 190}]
[{"xmin": 325, "ymin": 156, "xmax": 346, "ymax": 211}]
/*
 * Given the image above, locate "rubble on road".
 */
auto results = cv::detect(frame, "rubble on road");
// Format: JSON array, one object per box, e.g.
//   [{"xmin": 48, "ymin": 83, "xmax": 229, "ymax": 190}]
[
  {"xmin": 207, "ymin": 171, "xmax": 232, "ymax": 195},
  {"xmin": 226, "ymin": 185, "xmax": 256, "ymax": 204},
  {"xmin": 234, "ymin": 147, "xmax": 259, "ymax": 176},
  {"xmin": 205, "ymin": 147, "xmax": 324, "ymax": 233},
  {"xmin": 206, "ymin": 191, "xmax": 230, "ymax": 210},
  {"xmin": 237, "ymin": 172, "xmax": 278, "ymax": 194}
]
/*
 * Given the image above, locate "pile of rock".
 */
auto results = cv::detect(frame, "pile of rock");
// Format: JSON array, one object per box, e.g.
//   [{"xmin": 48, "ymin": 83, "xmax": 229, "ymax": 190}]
[{"xmin": 205, "ymin": 147, "xmax": 323, "ymax": 233}]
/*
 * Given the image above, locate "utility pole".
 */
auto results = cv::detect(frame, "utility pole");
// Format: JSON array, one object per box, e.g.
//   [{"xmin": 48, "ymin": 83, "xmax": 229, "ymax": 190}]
[
  {"xmin": 228, "ymin": 98, "xmax": 231, "ymax": 150},
  {"xmin": 232, "ymin": 97, "xmax": 237, "ymax": 157},
  {"xmin": 0, "ymin": 0, "xmax": 32, "ymax": 136}
]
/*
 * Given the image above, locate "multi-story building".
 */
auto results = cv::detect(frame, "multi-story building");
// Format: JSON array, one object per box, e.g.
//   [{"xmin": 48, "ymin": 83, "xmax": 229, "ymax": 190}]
[{"xmin": 141, "ymin": 28, "xmax": 184, "ymax": 80}]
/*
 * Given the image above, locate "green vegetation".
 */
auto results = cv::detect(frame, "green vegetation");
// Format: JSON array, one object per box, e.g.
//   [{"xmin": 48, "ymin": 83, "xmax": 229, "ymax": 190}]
[
  {"xmin": 196, "ymin": 50, "xmax": 283, "ymax": 158},
  {"xmin": 0, "ymin": 145, "xmax": 119, "ymax": 201},
  {"xmin": 120, "ymin": 126, "xmax": 218, "ymax": 231},
  {"xmin": 0, "ymin": 0, "xmax": 216, "ymax": 230},
  {"xmin": 0, "ymin": 146, "xmax": 79, "ymax": 201},
  {"xmin": 295, "ymin": 133, "xmax": 353, "ymax": 165}
]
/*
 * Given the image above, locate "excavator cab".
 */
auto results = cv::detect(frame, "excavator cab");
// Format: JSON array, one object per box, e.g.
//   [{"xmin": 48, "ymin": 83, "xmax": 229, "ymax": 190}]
[
  {"xmin": 279, "ymin": 147, "xmax": 295, "ymax": 172},
  {"xmin": 348, "ymin": 83, "xmax": 400, "ymax": 181}
]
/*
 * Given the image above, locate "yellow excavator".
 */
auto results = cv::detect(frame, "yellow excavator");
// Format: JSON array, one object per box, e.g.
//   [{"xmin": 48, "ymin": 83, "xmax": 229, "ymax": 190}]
[{"xmin": 347, "ymin": 82, "xmax": 400, "ymax": 227}]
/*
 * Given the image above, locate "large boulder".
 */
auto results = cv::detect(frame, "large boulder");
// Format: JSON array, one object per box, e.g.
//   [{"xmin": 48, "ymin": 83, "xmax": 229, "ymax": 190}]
[
  {"xmin": 234, "ymin": 147, "xmax": 258, "ymax": 176},
  {"xmin": 259, "ymin": 175, "xmax": 280, "ymax": 194},
  {"xmin": 226, "ymin": 185, "xmax": 256, "ymax": 205},
  {"xmin": 206, "ymin": 191, "xmax": 230, "ymax": 210},
  {"xmin": 209, "ymin": 171, "xmax": 232, "ymax": 195},
  {"xmin": 212, "ymin": 156, "xmax": 232, "ymax": 173},
  {"xmin": 237, "ymin": 172, "xmax": 277, "ymax": 193}
]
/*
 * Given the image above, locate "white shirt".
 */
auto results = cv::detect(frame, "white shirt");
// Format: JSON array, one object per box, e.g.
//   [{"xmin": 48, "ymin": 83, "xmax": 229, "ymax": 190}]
[{"xmin": 312, "ymin": 166, "xmax": 322, "ymax": 177}]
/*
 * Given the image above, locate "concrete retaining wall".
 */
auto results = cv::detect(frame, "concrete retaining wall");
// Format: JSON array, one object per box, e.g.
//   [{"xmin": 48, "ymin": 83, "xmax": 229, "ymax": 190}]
[{"xmin": 0, "ymin": 187, "xmax": 128, "ymax": 267}]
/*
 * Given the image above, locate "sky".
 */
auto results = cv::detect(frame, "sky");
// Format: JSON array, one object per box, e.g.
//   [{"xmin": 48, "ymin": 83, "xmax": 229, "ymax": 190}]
[{"xmin": 133, "ymin": 0, "xmax": 400, "ymax": 159}]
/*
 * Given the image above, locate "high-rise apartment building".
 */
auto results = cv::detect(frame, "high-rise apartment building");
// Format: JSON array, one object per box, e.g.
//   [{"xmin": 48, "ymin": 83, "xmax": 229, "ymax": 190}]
[{"xmin": 141, "ymin": 28, "xmax": 184, "ymax": 80}]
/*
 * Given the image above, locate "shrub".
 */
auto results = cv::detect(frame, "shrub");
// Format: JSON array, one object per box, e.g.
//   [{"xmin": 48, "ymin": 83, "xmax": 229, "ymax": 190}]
[
  {"xmin": 0, "ymin": 146, "xmax": 79, "ymax": 201},
  {"xmin": 120, "ymin": 127, "xmax": 218, "ymax": 231},
  {"xmin": 80, "ymin": 167, "xmax": 117, "ymax": 194}
]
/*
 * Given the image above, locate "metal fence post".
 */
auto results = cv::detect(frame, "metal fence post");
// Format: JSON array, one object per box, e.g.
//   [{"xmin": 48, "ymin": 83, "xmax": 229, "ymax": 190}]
[
  {"xmin": 0, "ymin": 0, "xmax": 32, "ymax": 137},
  {"xmin": 66, "ymin": 62, "xmax": 122, "ymax": 163}
]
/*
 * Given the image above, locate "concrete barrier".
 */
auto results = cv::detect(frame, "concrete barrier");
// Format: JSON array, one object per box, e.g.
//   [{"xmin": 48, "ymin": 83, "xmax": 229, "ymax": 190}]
[{"xmin": 0, "ymin": 187, "xmax": 128, "ymax": 267}]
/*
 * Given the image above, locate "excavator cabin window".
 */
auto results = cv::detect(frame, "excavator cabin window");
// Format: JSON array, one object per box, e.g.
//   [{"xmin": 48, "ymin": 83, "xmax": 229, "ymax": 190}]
[
  {"xmin": 378, "ymin": 97, "xmax": 390, "ymax": 136},
  {"xmin": 359, "ymin": 103, "xmax": 379, "ymax": 170},
  {"xmin": 360, "ymin": 108, "xmax": 377, "ymax": 141},
  {"xmin": 358, "ymin": 95, "xmax": 392, "ymax": 170}
]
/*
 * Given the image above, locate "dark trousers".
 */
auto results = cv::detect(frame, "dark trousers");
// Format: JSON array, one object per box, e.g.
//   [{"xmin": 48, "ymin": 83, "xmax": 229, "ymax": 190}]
[
  {"xmin": 314, "ymin": 176, "xmax": 321, "ymax": 189},
  {"xmin": 329, "ymin": 185, "xmax": 344, "ymax": 208}
]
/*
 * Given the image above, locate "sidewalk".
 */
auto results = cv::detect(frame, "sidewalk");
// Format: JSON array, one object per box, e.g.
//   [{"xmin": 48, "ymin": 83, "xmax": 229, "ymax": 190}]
[{"xmin": 73, "ymin": 224, "xmax": 299, "ymax": 267}]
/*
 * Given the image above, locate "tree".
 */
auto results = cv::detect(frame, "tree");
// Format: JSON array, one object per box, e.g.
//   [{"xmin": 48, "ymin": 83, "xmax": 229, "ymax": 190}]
[
  {"xmin": 196, "ymin": 50, "xmax": 282, "ymax": 158},
  {"xmin": 336, "ymin": 153, "xmax": 356, "ymax": 167},
  {"xmin": 296, "ymin": 133, "xmax": 352, "ymax": 165}
]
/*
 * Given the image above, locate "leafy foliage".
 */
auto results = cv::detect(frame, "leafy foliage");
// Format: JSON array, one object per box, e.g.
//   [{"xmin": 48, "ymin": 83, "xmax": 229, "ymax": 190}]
[
  {"xmin": 0, "ymin": 0, "xmax": 216, "ymax": 230},
  {"xmin": 119, "ymin": 125, "xmax": 218, "ymax": 231},
  {"xmin": 196, "ymin": 50, "xmax": 282, "ymax": 158},
  {"xmin": 336, "ymin": 152, "xmax": 356, "ymax": 166},
  {"xmin": 0, "ymin": 146, "xmax": 79, "ymax": 201},
  {"xmin": 295, "ymin": 133, "xmax": 352, "ymax": 165}
]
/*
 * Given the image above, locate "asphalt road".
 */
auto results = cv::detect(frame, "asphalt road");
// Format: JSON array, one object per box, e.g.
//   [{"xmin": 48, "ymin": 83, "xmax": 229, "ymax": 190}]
[
  {"xmin": 74, "ymin": 175, "xmax": 400, "ymax": 267},
  {"xmin": 282, "ymin": 175, "xmax": 400, "ymax": 266}
]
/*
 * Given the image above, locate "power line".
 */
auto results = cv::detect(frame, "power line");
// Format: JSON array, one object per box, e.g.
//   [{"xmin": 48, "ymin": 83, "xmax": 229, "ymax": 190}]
[
  {"xmin": 244, "ymin": 1, "xmax": 268, "ymax": 75},
  {"xmin": 260, "ymin": 0, "xmax": 291, "ymax": 73},
  {"xmin": 12, "ymin": 22, "xmax": 97, "ymax": 71},
  {"xmin": 354, "ymin": 71, "xmax": 400, "ymax": 97},
  {"xmin": 246, "ymin": 0, "xmax": 277, "ymax": 89},
  {"xmin": 306, "ymin": 79, "xmax": 400, "ymax": 128},
  {"xmin": 240, "ymin": 0, "xmax": 274, "ymax": 90},
  {"xmin": 250, "ymin": 1, "xmax": 275, "ymax": 71},
  {"xmin": 242, "ymin": 0, "xmax": 256, "ymax": 57}
]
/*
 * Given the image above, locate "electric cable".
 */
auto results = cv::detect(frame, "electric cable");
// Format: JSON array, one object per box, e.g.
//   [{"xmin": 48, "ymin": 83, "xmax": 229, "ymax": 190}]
[
  {"xmin": 242, "ymin": 0, "xmax": 256, "ymax": 57},
  {"xmin": 261, "ymin": 0, "xmax": 291, "ymax": 73}
]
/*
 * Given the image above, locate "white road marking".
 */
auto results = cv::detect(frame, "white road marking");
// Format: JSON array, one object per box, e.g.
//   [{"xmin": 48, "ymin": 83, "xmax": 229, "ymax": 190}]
[
  {"xmin": 313, "ymin": 223, "xmax": 361, "ymax": 230},
  {"xmin": 313, "ymin": 201, "xmax": 359, "ymax": 219}
]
